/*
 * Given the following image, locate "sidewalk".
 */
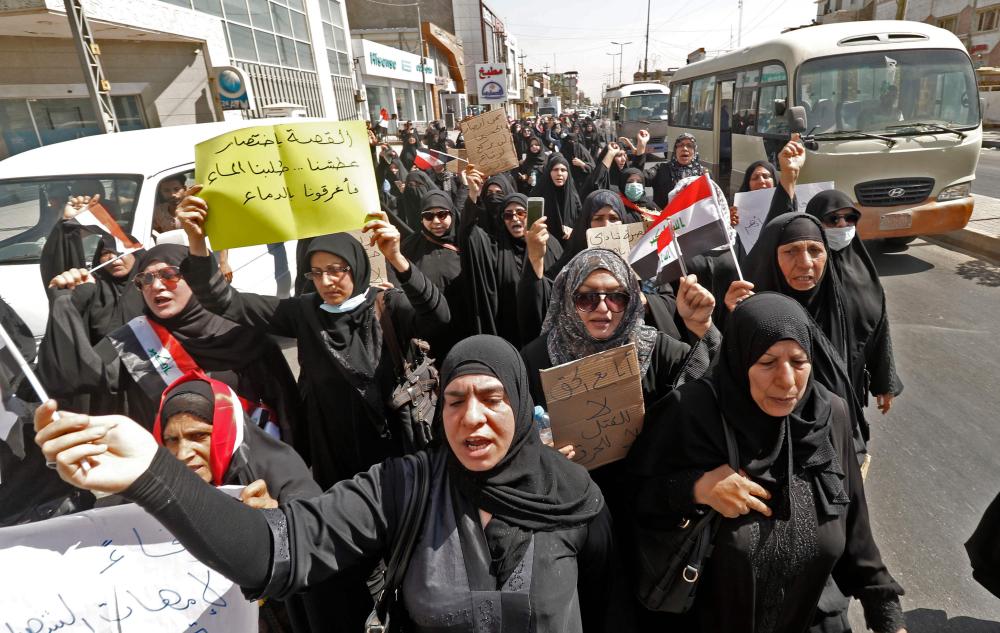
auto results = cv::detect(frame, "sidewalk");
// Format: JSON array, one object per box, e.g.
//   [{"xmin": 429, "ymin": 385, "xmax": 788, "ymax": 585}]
[
  {"xmin": 926, "ymin": 193, "xmax": 1000, "ymax": 262},
  {"xmin": 984, "ymin": 129, "xmax": 1000, "ymax": 149}
]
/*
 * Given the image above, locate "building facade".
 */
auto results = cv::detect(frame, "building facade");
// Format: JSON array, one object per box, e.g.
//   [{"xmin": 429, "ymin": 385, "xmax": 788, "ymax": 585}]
[
  {"xmin": 353, "ymin": 37, "xmax": 434, "ymax": 123},
  {"xmin": 0, "ymin": 0, "xmax": 360, "ymax": 160}
]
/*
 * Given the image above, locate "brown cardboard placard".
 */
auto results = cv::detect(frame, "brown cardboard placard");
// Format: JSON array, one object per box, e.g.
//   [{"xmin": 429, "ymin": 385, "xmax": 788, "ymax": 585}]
[
  {"xmin": 446, "ymin": 148, "xmax": 468, "ymax": 174},
  {"xmin": 346, "ymin": 229, "xmax": 388, "ymax": 286},
  {"xmin": 539, "ymin": 343, "xmax": 645, "ymax": 470},
  {"xmin": 459, "ymin": 108, "xmax": 518, "ymax": 176},
  {"xmin": 585, "ymin": 221, "xmax": 648, "ymax": 261}
]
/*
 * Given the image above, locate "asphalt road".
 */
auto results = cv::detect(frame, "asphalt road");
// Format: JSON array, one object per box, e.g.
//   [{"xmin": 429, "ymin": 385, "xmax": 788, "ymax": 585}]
[
  {"xmin": 847, "ymin": 239, "xmax": 1000, "ymax": 631},
  {"xmin": 974, "ymin": 149, "xmax": 1000, "ymax": 199}
]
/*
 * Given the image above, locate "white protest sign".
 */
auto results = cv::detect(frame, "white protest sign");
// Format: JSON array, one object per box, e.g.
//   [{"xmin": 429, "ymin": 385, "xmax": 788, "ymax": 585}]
[
  {"xmin": 0, "ymin": 489, "xmax": 257, "ymax": 632},
  {"xmin": 734, "ymin": 181, "xmax": 834, "ymax": 254},
  {"xmin": 585, "ymin": 221, "xmax": 648, "ymax": 260}
]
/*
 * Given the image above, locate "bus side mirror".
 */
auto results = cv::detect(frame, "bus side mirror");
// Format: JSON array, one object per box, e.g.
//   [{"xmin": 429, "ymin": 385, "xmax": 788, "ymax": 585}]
[
  {"xmin": 787, "ymin": 106, "xmax": 808, "ymax": 134},
  {"xmin": 773, "ymin": 99, "xmax": 787, "ymax": 117}
]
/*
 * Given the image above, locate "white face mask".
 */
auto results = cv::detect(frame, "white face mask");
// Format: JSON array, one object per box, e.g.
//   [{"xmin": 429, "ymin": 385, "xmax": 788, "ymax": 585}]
[{"xmin": 825, "ymin": 225, "xmax": 856, "ymax": 251}]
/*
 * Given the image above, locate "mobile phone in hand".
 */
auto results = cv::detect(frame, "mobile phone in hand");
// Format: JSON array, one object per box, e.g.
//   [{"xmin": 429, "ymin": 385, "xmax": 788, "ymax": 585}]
[{"xmin": 527, "ymin": 197, "xmax": 544, "ymax": 225}]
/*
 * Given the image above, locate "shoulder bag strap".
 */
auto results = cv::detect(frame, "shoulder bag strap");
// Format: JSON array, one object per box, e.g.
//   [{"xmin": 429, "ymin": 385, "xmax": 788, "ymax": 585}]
[
  {"xmin": 372, "ymin": 451, "xmax": 431, "ymax": 625},
  {"xmin": 375, "ymin": 292, "xmax": 405, "ymax": 376}
]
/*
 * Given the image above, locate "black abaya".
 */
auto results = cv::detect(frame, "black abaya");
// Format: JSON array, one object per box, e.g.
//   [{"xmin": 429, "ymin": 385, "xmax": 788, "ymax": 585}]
[{"xmin": 529, "ymin": 154, "xmax": 583, "ymax": 247}]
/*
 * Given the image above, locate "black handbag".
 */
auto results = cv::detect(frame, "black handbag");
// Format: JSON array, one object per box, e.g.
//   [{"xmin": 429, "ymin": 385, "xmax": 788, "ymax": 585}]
[
  {"xmin": 365, "ymin": 451, "xmax": 431, "ymax": 633},
  {"xmin": 376, "ymin": 293, "xmax": 439, "ymax": 453},
  {"xmin": 634, "ymin": 403, "xmax": 740, "ymax": 613}
]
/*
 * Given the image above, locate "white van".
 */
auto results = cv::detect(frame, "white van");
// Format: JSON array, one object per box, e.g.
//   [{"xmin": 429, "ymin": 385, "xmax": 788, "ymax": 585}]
[{"xmin": 0, "ymin": 120, "xmax": 313, "ymax": 339}]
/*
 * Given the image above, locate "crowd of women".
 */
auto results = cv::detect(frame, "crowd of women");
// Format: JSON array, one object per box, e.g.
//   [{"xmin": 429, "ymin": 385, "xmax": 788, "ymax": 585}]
[{"xmin": 7, "ymin": 112, "xmax": 931, "ymax": 633}]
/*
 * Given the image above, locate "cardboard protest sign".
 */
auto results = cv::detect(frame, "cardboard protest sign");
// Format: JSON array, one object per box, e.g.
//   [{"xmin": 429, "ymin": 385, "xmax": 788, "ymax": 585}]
[
  {"xmin": 196, "ymin": 121, "xmax": 379, "ymax": 250},
  {"xmin": 459, "ymin": 109, "xmax": 518, "ymax": 176},
  {"xmin": 539, "ymin": 343, "xmax": 645, "ymax": 470},
  {"xmin": 734, "ymin": 181, "xmax": 834, "ymax": 254},
  {"xmin": 0, "ymin": 489, "xmax": 257, "ymax": 632},
  {"xmin": 585, "ymin": 221, "xmax": 648, "ymax": 260},
  {"xmin": 346, "ymin": 229, "xmax": 388, "ymax": 286}
]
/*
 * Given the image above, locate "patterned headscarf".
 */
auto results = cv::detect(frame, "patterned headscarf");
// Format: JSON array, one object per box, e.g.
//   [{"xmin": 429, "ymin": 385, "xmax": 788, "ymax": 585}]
[
  {"xmin": 667, "ymin": 132, "xmax": 707, "ymax": 184},
  {"xmin": 540, "ymin": 249, "xmax": 658, "ymax": 375}
]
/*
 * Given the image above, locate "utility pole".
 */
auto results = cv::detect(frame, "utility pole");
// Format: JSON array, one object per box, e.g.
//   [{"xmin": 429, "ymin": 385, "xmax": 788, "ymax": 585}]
[
  {"xmin": 610, "ymin": 41, "xmax": 631, "ymax": 85},
  {"xmin": 895, "ymin": 0, "xmax": 907, "ymax": 20},
  {"xmin": 737, "ymin": 0, "xmax": 743, "ymax": 47},
  {"xmin": 606, "ymin": 52, "xmax": 618, "ymax": 88},
  {"xmin": 643, "ymin": 0, "xmax": 651, "ymax": 78},
  {"xmin": 415, "ymin": 3, "xmax": 434, "ymax": 122},
  {"xmin": 63, "ymin": 0, "xmax": 118, "ymax": 133}
]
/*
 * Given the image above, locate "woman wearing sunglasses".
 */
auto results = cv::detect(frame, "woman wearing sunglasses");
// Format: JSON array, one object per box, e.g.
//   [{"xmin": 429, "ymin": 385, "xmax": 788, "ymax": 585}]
[
  {"xmin": 36, "ymin": 243, "xmax": 299, "ymax": 439},
  {"xmin": 400, "ymin": 190, "xmax": 467, "ymax": 360}
]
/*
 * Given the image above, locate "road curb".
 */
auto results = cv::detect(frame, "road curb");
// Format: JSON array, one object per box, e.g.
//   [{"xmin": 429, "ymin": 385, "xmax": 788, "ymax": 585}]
[{"xmin": 925, "ymin": 226, "xmax": 1000, "ymax": 263}]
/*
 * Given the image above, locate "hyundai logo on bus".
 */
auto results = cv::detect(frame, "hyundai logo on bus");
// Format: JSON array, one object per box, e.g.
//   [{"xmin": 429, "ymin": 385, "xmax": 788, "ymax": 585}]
[{"xmin": 888, "ymin": 188, "xmax": 906, "ymax": 198}]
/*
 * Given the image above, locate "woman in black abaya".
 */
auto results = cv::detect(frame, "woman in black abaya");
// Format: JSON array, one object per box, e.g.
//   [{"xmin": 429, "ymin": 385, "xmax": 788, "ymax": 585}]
[
  {"xmin": 399, "ymin": 169, "xmax": 439, "ymax": 233},
  {"xmin": 629, "ymin": 292, "xmax": 906, "ymax": 633},
  {"xmin": 38, "ymin": 335, "xmax": 624, "ymax": 633},
  {"xmin": 400, "ymin": 190, "xmax": 468, "ymax": 360},
  {"xmin": 36, "ymin": 244, "xmax": 299, "ymax": 435},
  {"xmin": 460, "ymin": 180, "xmax": 562, "ymax": 348},
  {"xmin": 641, "ymin": 133, "xmax": 707, "ymax": 208},
  {"xmin": 559, "ymin": 132, "xmax": 595, "ymax": 194},
  {"xmin": 399, "ymin": 132, "xmax": 425, "ymax": 171},
  {"xmin": 804, "ymin": 191, "xmax": 902, "ymax": 415},
  {"xmin": 515, "ymin": 134, "xmax": 547, "ymax": 194},
  {"xmin": 529, "ymin": 154, "xmax": 582, "ymax": 246},
  {"xmin": 580, "ymin": 142, "xmax": 629, "ymax": 198}
]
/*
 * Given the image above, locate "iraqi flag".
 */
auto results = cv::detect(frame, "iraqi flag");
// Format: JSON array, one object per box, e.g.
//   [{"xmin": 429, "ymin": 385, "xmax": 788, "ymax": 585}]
[
  {"xmin": 67, "ymin": 200, "xmax": 142, "ymax": 254},
  {"xmin": 413, "ymin": 150, "xmax": 444, "ymax": 171},
  {"xmin": 628, "ymin": 174, "xmax": 730, "ymax": 283}
]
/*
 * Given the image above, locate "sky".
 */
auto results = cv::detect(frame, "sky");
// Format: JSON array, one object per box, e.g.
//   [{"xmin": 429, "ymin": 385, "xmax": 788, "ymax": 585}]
[{"xmin": 491, "ymin": 0, "xmax": 819, "ymax": 100}]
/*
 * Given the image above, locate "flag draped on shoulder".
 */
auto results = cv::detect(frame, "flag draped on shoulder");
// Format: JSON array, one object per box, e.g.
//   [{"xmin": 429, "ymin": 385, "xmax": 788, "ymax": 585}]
[
  {"xmin": 66, "ymin": 200, "xmax": 142, "ymax": 254},
  {"xmin": 627, "ymin": 174, "xmax": 730, "ymax": 283}
]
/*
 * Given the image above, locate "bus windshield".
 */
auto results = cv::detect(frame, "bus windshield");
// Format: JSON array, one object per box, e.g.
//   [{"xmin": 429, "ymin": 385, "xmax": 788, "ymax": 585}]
[
  {"xmin": 620, "ymin": 94, "xmax": 669, "ymax": 122},
  {"xmin": 797, "ymin": 49, "xmax": 980, "ymax": 135},
  {"xmin": 0, "ymin": 176, "xmax": 141, "ymax": 264}
]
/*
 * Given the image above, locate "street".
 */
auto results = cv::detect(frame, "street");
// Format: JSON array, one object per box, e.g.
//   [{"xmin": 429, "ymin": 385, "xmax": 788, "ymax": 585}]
[
  {"xmin": 849, "ymin": 239, "xmax": 1000, "ymax": 631},
  {"xmin": 974, "ymin": 148, "xmax": 1000, "ymax": 199}
]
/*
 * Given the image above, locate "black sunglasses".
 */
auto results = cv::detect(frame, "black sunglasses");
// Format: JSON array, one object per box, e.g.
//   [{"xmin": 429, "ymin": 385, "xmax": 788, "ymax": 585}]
[
  {"xmin": 573, "ymin": 291, "xmax": 629, "ymax": 313},
  {"xmin": 822, "ymin": 210, "xmax": 861, "ymax": 226},
  {"xmin": 421, "ymin": 210, "xmax": 452, "ymax": 222},
  {"xmin": 502, "ymin": 209, "xmax": 527, "ymax": 221},
  {"xmin": 134, "ymin": 266, "xmax": 182, "ymax": 288}
]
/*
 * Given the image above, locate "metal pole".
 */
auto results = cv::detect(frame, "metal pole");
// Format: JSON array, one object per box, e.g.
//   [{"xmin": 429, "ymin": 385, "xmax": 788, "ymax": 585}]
[
  {"xmin": 63, "ymin": 0, "xmax": 118, "ymax": 134},
  {"xmin": 416, "ymin": 3, "xmax": 433, "ymax": 123},
  {"xmin": 737, "ymin": 0, "xmax": 743, "ymax": 47},
  {"xmin": 611, "ymin": 41, "xmax": 631, "ymax": 85},
  {"xmin": 644, "ymin": 0, "xmax": 651, "ymax": 78}
]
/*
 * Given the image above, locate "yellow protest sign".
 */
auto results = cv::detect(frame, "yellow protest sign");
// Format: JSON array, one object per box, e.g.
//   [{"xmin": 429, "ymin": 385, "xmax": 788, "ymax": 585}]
[
  {"xmin": 195, "ymin": 121, "xmax": 379, "ymax": 249},
  {"xmin": 539, "ymin": 343, "xmax": 645, "ymax": 470}
]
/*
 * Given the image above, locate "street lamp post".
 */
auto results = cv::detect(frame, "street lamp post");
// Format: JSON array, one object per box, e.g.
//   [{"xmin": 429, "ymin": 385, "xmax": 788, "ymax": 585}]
[
  {"xmin": 606, "ymin": 52, "xmax": 619, "ymax": 89},
  {"xmin": 610, "ymin": 40, "xmax": 631, "ymax": 85}
]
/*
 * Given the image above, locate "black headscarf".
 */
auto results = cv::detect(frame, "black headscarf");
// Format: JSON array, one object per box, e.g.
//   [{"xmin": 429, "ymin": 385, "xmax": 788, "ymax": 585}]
[
  {"xmin": 744, "ymin": 212, "xmax": 846, "ymax": 359},
  {"xmin": 400, "ymin": 170, "xmax": 440, "ymax": 232},
  {"xmin": 137, "ymin": 244, "xmax": 260, "ymax": 371},
  {"xmin": 666, "ymin": 133, "xmax": 706, "ymax": 185},
  {"xmin": 738, "ymin": 160, "xmax": 777, "ymax": 194},
  {"xmin": 618, "ymin": 167, "xmax": 658, "ymax": 215},
  {"xmin": 79, "ymin": 235, "xmax": 145, "ymax": 338},
  {"xmin": 716, "ymin": 292, "xmax": 850, "ymax": 519},
  {"xmin": 440, "ymin": 335, "xmax": 604, "ymax": 584},
  {"xmin": 399, "ymin": 133, "xmax": 425, "ymax": 171},
  {"xmin": 529, "ymin": 154, "xmax": 582, "ymax": 245},
  {"xmin": 481, "ymin": 174, "xmax": 517, "ymax": 239},
  {"xmin": 593, "ymin": 144, "xmax": 627, "ymax": 193},
  {"xmin": 418, "ymin": 189, "xmax": 458, "ymax": 247}
]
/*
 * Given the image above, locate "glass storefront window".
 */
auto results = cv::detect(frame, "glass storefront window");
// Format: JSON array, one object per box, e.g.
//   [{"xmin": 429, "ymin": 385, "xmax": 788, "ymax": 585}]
[
  {"xmin": 366, "ymin": 85, "xmax": 392, "ymax": 121},
  {"xmin": 0, "ymin": 100, "xmax": 41, "ymax": 159},
  {"xmin": 413, "ymin": 89, "xmax": 428, "ymax": 121},
  {"xmin": 32, "ymin": 98, "xmax": 99, "ymax": 146}
]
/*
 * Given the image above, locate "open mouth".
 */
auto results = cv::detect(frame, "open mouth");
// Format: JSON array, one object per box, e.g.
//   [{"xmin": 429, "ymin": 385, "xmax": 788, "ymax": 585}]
[
  {"xmin": 464, "ymin": 436, "xmax": 492, "ymax": 456},
  {"xmin": 153, "ymin": 295, "xmax": 172, "ymax": 307}
]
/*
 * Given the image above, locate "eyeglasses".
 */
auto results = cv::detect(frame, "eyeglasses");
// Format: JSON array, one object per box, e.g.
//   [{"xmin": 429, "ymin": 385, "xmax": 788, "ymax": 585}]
[
  {"xmin": 502, "ymin": 209, "xmax": 528, "ymax": 221},
  {"xmin": 134, "ymin": 266, "xmax": 182, "ymax": 289},
  {"xmin": 304, "ymin": 265, "xmax": 352, "ymax": 281},
  {"xmin": 676, "ymin": 142, "xmax": 696, "ymax": 151},
  {"xmin": 822, "ymin": 211, "xmax": 861, "ymax": 227},
  {"xmin": 421, "ymin": 210, "xmax": 452, "ymax": 222},
  {"xmin": 573, "ymin": 291, "xmax": 630, "ymax": 313}
]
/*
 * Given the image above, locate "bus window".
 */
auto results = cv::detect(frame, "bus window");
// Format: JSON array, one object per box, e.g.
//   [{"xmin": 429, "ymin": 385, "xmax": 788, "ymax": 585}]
[
  {"xmin": 733, "ymin": 67, "xmax": 760, "ymax": 134},
  {"xmin": 797, "ymin": 49, "xmax": 979, "ymax": 134},
  {"xmin": 622, "ymin": 93, "xmax": 669, "ymax": 122},
  {"xmin": 756, "ymin": 64, "xmax": 788, "ymax": 135},
  {"xmin": 671, "ymin": 83, "xmax": 691, "ymax": 127},
  {"xmin": 690, "ymin": 76, "xmax": 716, "ymax": 129}
]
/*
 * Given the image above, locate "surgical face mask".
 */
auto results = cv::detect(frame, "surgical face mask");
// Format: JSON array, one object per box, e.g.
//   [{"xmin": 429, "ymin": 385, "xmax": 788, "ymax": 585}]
[
  {"xmin": 624, "ymin": 182, "xmax": 645, "ymax": 202},
  {"xmin": 825, "ymin": 225, "xmax": 856, "ymax": 251}
]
